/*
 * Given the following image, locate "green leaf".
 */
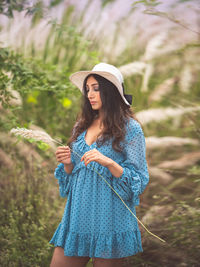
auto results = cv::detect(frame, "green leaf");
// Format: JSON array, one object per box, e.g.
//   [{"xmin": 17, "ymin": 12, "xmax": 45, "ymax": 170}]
[{"xmin": 36, "ymin": 141, "xmax": 50, "ymax": 151}]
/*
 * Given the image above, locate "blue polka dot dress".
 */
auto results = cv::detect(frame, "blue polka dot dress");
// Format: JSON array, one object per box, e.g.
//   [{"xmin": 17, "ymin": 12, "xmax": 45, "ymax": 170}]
[{"xmin": 49, "ymin": 118, "xmax": 149, "ymax": 258}]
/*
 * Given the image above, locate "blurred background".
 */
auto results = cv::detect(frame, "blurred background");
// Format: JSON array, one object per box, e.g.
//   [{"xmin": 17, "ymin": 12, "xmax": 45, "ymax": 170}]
[{"xmin": 0, "ymin": 0, "xmax": 200, "ymax": 266}]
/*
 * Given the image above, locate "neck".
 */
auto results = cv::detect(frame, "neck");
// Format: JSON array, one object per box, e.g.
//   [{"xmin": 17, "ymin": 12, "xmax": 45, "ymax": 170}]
[{"xmin": 95, "ymin": 109, "xmax": 104, "ymax": 127}]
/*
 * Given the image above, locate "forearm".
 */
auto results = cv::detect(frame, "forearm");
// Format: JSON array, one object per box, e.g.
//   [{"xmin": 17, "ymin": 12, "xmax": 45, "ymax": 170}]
[
  {"xmin": 106, "ymin": 158, "xmax": 123, "ymax": 178},
  {"xmin": 64, "ymin": 163, "xmax": 74, "ymax": 174}
]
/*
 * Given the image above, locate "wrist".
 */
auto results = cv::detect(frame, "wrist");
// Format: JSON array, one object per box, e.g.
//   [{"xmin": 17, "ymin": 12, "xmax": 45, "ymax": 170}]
[
  {"xmin": 105, "ymin": 158, "xmax": 123, "ymax": 178},
  {"xmin": 64, "ymin": 162, "xmax": 74, "ymax": 174},
  {"xmin": 105, "ymin": 158, "xmax": 114, "ymax": 168},
  {"xmin": 64, "ymin": 162, "xmax": 73, "ymax": 166}
]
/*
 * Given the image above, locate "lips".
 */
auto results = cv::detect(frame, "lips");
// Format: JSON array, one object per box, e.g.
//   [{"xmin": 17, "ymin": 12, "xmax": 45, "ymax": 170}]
[{"xmin": 90, "ymin": 102, "xmax": 97, "ymax": 105}]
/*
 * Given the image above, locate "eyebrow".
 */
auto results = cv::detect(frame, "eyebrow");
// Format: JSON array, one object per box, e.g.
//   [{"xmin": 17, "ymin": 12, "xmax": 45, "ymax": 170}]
[{"xmin": 86, "ymin": 83, "xmax": 99, "ymax": 87}]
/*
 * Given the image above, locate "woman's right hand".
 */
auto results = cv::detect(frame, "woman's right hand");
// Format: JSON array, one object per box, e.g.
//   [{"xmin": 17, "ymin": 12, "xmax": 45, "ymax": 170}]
[{"xmin": 55, "ymin": 146, "xmax": 72, "ymax": 165}]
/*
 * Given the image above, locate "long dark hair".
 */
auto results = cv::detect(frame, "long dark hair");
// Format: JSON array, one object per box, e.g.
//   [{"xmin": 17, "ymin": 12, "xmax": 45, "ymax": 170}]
[{"xmin": 67, "ymin": 73, "xmax": 141, "ymax": 152}]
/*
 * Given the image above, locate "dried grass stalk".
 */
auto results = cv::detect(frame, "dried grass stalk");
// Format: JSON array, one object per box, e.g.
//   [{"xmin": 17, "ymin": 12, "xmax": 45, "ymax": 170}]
[
  {"xmin": 136, "ymin": 106, "xmax": 200, "ymax": 125},
  {"xmin": 10, "ymin": 127, "xmax": 63, "ymax": 146},
  {"xmin": 149, "ymin": 77, "xmax": 176, "ymax": 102},
  {"xmin": 146, "ymin": 136, "xmax": 199, "ymax": 149},
  {"xmin": 119, "ymin": 61, "xmax": 147, "ymax": 77}
]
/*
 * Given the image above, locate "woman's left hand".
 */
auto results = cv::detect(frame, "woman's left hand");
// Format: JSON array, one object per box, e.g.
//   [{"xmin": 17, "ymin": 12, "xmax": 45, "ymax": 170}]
[{"xmin": 81, "ymin": 149, "xmax": 112, "ymax": 167}]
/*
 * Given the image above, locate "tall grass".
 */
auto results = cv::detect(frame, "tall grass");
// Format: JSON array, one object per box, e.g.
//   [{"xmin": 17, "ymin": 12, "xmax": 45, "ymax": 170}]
[{"xmin": 0, "ymin": 157, "xmax": 61, "ymax": 266}]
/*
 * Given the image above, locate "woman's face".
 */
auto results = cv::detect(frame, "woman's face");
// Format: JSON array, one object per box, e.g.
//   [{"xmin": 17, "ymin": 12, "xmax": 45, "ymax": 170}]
[{"xmin": 86, "ymin": 76, "xmax": 102, "ymax": 111}]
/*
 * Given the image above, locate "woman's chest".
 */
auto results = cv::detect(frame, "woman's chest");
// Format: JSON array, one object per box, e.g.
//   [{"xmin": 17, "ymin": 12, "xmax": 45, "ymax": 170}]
[
  {"xmin": 84, "ymin": 124, "xmax": 103, "ymax": 146},
  {"xmin": 72, "ymin": 131, "xmax": 125, "ymax": 164}
]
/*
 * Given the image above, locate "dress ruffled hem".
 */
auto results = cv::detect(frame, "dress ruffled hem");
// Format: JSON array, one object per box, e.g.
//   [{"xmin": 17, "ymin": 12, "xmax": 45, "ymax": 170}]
[{"xmin": 49, "ymin": 223, "xmax": 143, "ymax": 259}]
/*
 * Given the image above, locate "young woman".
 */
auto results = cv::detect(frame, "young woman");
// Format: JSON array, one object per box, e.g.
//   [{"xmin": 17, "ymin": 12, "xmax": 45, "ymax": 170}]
[{"xmin": 49, "ymin": 63, "xmax": 149, "ymax": 267}]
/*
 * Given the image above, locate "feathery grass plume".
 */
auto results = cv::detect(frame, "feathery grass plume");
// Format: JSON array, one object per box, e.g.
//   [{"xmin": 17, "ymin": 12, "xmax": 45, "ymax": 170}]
[
  {"xmin": 10, "ymin": 127, "xmax": 63, "ymax": 147},
  {"xmin": 0, "ymin": 0, "xmax": 198, "ymax": 61},
  {"xmin": 143, "ymin": 32, "xmax": 168, "ymax": 61},
  {"xmin": 179, "ymin": 65, "xmax": 193, "ymax": 93},
  {"xmin": 146, "ymin": 136, "xmax": 199, "ymax": 149},
  {"xmin": 157, "ymin": 151, "xmax": 200, "ymax": 170},
  {"xmin": 10, "ymin": 127, "xmax": 165, "ymax": 243},
  {"xmin": 141, "ymin": 63, "xmax": 154, "ymax": 92},
  {"xmin": 119, "ymin": 61, "xmax": 147, "ymax": 77},
  {"xmin": 149, "ymin": 77, "xmax": 176, "ymax": 102},
  {"xmin": 136, "ymin": 106, "xmax": 200, "ymax": 125},
  {"xmin": 149, "ymin": 166, "xmax": 173, "ymax": 185},
  {"xmin": 1, "ymin": 131, "xmax": 43, "ymax": 164}
]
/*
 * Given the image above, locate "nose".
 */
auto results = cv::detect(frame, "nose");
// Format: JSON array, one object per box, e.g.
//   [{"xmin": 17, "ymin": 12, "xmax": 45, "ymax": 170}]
[{"xmin": 87, "ymin": 89, "xmax": 95, "ymax": 99}]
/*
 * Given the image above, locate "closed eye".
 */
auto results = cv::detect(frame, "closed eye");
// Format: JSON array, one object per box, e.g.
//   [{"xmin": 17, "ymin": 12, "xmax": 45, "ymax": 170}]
[{"xmin": 86, "ymin": 87, "xmax": 99, "ymax": 93}]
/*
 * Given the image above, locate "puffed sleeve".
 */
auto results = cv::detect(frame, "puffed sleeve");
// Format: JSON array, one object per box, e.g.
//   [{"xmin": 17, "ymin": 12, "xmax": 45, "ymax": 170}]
[
  {"xmin": 118, "ymin": 119, "xmax": 149, "ymax": 206},
  {"xmin": 54, "ymin": 163, "xmax": 73, "ymax": 198}
]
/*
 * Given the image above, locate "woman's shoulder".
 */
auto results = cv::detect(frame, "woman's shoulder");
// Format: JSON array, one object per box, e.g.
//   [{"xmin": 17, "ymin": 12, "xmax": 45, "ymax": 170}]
[
  {"xmin": 125, "ymin": 117, "xmax": 143, "ymax": 135},
  {"xmin": 122, "ymin": 117, "xmax": 144, "ymax": 144}
]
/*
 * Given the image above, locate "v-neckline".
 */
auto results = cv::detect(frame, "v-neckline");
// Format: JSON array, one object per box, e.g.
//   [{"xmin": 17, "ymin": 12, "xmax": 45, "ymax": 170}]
[{"xmin": 83, "ymin": 129, "xmax": 102, "ymax": 147}]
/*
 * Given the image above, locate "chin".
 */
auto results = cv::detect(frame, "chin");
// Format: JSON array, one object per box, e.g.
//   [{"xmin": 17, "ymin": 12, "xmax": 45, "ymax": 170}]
[{"xmin": 92, "ymin": 105, "xmax": 101, "ymax": 110}]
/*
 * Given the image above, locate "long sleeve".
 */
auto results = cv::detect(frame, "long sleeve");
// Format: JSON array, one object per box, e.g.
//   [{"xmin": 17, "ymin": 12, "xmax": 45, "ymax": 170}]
[
  {"xmin": 118, "ymin": 119, "xmax": 149, "ymax": 206},
  {"xmin": 54, "ymin": 163, "xmax": 73, "ymax": 198}
]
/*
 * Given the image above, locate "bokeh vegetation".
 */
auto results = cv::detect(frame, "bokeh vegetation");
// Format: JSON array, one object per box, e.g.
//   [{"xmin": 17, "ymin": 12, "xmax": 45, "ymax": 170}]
[{"xmin": 0, "ymin": 0, "xmax": 199, "ymax": 266}]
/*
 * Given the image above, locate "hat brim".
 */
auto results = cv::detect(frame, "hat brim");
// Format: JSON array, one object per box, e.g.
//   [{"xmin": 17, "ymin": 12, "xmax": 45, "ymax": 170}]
[{"xmin": 69, "ymin": 71, "xmax": 130, "ymax": 106}]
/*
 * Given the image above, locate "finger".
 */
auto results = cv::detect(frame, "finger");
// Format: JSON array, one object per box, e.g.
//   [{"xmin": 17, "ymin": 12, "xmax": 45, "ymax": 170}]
[
  {"xmin": 82, "ymin": 150, "xmax": 97, "ymax": 158},
  {"xmin": 56, "ymin": 151, "xmax": 71, "ymax": 157},
  {"xmin": 58, "ymin": 158, "xmax": 69, "ymax": 163},
  {"xmin": 57, "ymin": 155, "xmax": 71, "ymax": 162},
  {"xmin": 87, "ymin": 149, "xmax": 99, "ymax": 156},
  {"xmin": 56, "ymin": 146, "xmax": 70, "ymax": 151},
  {"xmin": 56, "ymin": 148, "xmax": 71, "ymax": 155},
  {"xmin": 62, "ymin": 146, "xmax": 70, "ymax": 150},
  {"xmin": 56, "ymin": 154, "xmax": 70, "ymax": 161},
  {"xmin": 81, "ymin": 152, "xmax": 90, "ymax": 161},
  {"xmin": 84, "ymin": 155, "xmax": 98, "ymax": 166},
  {"xmin": 57, "ymin": 154, "xmax": 71, "ymax": 161},
  {"xmin": 81, "ymin": 149, "xmax": 97, "ymax": 161},
  {"xmin": 84, "ymin": 149, "xmax": 96, "ymax": 157},
  {"xmin": 56, "ymin": 151, "xmax": 70, "ymax": 157},
  {"xmin": 56, "ymin": 148, "xmax": 71, "ymax": 154},
  {"xmin": 81, "ymin": 152, "xmax": 87, "ymax": 161},
  {"xmin": 56, "ymin": 146, "xmax": 70, "ymax": 150}
]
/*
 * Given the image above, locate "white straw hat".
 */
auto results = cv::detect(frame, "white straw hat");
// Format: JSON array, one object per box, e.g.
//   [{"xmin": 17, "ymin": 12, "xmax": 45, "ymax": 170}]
[{"xmin": 69, "ymin": 62, "xmax": 132, "ymax": 106}]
